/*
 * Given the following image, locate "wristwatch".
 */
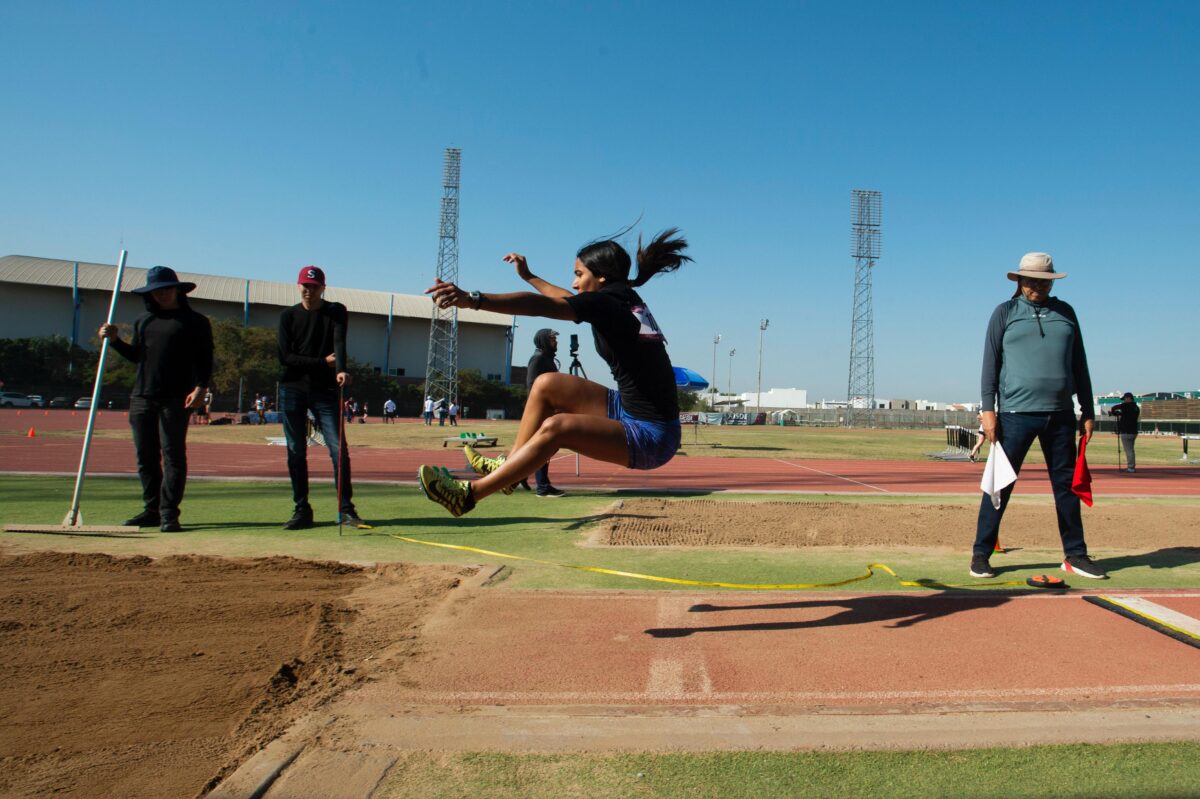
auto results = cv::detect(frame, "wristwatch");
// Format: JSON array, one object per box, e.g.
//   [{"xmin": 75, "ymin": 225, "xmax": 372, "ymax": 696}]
[{"xmin": 468, "ymin": 290, "xmax": 483, "ymax": 310}]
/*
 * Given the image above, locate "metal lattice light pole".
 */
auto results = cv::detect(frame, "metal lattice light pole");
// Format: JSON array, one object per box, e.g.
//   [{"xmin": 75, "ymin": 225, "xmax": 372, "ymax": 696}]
[
  {"xmin": 710, "ymin": 333, "xmax": 721, "ymax": 410},
  {"xmin": 756, "ymin": 319, "xmax": 769, "ymax": 415},
  {"xmin": 424, "ymin": 148, "xmax": 462, "ymax": 410},
  {"xmin": 846, "ymin": 189, "xmax": 881, "ymax": 427}
]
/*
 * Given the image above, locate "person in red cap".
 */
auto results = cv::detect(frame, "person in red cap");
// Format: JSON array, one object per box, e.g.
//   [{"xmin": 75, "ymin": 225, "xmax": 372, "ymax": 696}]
[{"xmin": 277, "ymin": 266, "xmax": 368, "ymax": 529}]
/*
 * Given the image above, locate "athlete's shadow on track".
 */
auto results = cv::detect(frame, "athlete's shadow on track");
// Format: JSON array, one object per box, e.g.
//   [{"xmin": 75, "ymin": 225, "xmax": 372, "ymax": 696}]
[{"xmin": 645, "ymin": 592, "xmax": 1014, "ymax": 637}]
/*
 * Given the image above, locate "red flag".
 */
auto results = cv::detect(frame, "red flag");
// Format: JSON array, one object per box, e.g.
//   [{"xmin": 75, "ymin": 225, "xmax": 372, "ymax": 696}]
[{"xmin": 1073, "ymin": 435, "xmax": 1093, "ymax": 507}]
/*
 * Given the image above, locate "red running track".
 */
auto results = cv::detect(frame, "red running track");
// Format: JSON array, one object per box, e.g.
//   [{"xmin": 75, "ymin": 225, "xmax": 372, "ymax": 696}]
[{"xmin": 2, "ymin": 410, "xmax": 1197, "ymax": 496}]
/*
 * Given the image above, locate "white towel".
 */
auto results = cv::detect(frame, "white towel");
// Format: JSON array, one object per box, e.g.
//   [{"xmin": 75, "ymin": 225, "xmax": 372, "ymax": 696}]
[{"xmin": 981, "ymin": 442, "xmax": 1017, "ymax": 509}]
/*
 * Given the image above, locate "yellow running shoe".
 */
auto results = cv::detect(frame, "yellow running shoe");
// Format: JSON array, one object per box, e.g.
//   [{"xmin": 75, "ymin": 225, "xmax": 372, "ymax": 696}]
[
  {"xmin": 463, "ymin": 443, "xmax": 515, "ymax": 495},
  {"xmin": 417, "ymin": 465, "xmax": 476, "ymax": 517}
]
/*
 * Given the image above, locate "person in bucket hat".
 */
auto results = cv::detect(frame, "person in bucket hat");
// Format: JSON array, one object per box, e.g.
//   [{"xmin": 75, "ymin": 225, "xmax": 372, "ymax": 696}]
[
  {"xmin": 99, "ymin": 266, "xmax": 213, "ymax": 532},
  {"xmin": 970, "ymin": 252, "xmax": 1105, "ymax": 580},
  {"xmin": 277, "ymin": 265, "xmax": 369, "ymax": 530}
]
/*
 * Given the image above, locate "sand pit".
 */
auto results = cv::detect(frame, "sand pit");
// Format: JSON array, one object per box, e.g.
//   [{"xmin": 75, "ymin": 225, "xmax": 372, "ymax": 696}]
[
  {"xmin": 599, "ymin": 498, "xmax": 1200, "ymax": 550},
  {"xmin": 0, "ymin": 551, "xmax": 471, "ymax": 799}
]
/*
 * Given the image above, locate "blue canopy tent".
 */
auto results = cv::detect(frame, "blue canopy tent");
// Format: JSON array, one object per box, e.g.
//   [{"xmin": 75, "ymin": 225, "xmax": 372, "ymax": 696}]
[{"xmin": 673, "ymin": 367, "xmax": 709, "ymax": 392}]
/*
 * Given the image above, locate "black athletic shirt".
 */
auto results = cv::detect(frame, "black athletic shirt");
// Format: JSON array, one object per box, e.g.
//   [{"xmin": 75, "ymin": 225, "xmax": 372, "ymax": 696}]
[
  {"xmin": 1109, "ymin": 400, "xmax": 1140, "ymax": 434},
  {"xmin": 111, "ymin": 307, "xmax": 214, "ymax": 399},
  {"xmin": 565, "ymin": 284, "xmax": 678, "ymax": 421},
  {"xmin": 278, "ymin": 302, "xmax": 348, "ymax": 391}
]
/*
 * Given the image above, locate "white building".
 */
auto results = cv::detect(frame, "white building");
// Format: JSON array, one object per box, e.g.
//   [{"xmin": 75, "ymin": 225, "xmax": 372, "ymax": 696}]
[
  {"xmin": 735, "ymin": 387, "xmax": 808, "ymax": 411},
  {"xmin": 0, "ymin": 255, "xmax": 515, "ymax": 381}
]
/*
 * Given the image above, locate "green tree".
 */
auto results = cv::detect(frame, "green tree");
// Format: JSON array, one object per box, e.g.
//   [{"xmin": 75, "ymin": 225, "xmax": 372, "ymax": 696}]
[{"xmin": 210, "ymin": 319, "xmax": 279, "ymax": 402}]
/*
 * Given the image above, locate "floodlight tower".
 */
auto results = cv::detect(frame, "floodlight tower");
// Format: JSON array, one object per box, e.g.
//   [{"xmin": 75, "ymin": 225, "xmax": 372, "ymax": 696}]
[
  {"xmin": 846, "ymin": 189, "xmax": 881, "ymax": 427},
  {"xmin": 424, "ymin": 148, "xmax": 462, "ymax": 408}
]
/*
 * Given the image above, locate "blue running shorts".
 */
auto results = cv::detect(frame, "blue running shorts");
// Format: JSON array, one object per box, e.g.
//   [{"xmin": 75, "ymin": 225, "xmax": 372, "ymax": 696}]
[{"xmin": 607, "ymin": 389, "xmax": 681, "ymax": 470}]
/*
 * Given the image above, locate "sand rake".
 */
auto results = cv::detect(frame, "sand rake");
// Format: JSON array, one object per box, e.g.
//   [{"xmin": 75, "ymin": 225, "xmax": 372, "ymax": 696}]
[{"xmin": 5, "ymin": 249, "xmax": 142, "ymax": 535}]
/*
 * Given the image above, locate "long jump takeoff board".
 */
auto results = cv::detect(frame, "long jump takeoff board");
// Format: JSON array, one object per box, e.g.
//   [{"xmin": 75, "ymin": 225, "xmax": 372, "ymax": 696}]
[{"xmin": 1084, "ymin": 595, "xmax": 1200, "ymax": 650}]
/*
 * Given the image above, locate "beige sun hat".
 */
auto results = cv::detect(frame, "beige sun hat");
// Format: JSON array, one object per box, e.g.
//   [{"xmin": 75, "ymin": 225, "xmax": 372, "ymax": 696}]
[{"xmin": 1008, "ymin": 252, "xmax": 1067, "ymax": 281}]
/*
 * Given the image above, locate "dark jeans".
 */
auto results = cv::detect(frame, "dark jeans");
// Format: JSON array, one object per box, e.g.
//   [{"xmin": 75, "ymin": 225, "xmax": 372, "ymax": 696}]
[
  {"xmin": 281, "ymin": 386, "xmax": 355, "ymax": 514},
  {"xmin": 534, "ymin": 463, "xmax": 550, "ymax": 491},
  {"xmin": 974, "ymin": 410, "xmax": 1087, "ymax": 558},
  {"xmin": 129, "ymin": 395, "xmax": 190, "ymax": 520}
]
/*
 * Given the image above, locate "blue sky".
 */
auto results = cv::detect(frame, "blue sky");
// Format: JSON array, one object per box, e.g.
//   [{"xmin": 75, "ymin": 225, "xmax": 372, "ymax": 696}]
[{"xmin": 3, "ymin": 1, "xmax": 1197, "ymax": 402}]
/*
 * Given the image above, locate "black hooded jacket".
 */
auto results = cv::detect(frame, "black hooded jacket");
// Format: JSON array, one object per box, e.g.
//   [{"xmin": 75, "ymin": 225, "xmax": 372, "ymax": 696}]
[
  {"xmin": 526, "ymin": 329, "xmax": 559, "ymax": 389},
  {"xmin": 111, "ymin": 294, "xmax": 214, "ymax": 399}
]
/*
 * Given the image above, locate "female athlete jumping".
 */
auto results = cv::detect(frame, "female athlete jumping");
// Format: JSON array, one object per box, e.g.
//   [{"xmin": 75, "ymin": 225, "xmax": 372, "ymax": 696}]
[{"xmin": 418, "ymin": 228, "xmax": 691, "ymax": 516}]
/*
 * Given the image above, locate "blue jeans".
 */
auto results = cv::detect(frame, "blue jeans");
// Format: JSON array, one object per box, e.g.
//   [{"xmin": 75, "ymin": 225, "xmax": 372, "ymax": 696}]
[
  {"xmin": 281, "ymin": 386, "xmax": 355, "ymax": 514},
  {"xmin": 973, "ymin": 410, "xmax": 1087, "ymax": 558}
]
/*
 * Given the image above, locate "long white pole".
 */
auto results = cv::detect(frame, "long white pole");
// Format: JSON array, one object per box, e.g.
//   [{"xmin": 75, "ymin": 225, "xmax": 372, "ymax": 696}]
[
  {"xmin": 756, "ymin": 319, "xmax": 768, "ymax": 417},
  {"xmin": 710, "ymin": 334, "xmax": 720, "ymax": 410},
  {"xmin": 66, "ymin": 250, "xmax": 127, "ymax": 526}
]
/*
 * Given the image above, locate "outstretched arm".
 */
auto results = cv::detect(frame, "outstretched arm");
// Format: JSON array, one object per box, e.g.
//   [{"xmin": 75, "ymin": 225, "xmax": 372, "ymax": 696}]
[
  {"xmin": 504, "ymin": 253, "xmax": 573, "ymax": 299},
  {"xmin": 426, "ymin": 279, "xmax": 577, "ymax": 321}
]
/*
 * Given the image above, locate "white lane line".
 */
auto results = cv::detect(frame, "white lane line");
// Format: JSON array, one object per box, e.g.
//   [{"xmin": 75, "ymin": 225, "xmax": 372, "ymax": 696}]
[
  {"xmin": 773, "ymin": 459, "xmax": 891, "ymax": 493},
  {"xmin": 395, "ymin": 683, "xmax": 1200, "ymax": 704},
  {"xmin": 1100, "ymin": 596, "xmax": 1200, "ymax": 641}
]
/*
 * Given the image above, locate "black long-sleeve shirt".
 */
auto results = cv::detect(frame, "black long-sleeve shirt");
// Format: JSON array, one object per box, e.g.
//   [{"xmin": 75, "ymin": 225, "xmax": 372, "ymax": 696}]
[
  {"xmin": 1109, "ymin": 400, "xmax": 1140, "ymax": 434},
  {"xmin": 111, "ymin": 308, "xmax": 214, "ymax": 399},
  {"xmin": 278, "ymin": 301, "xmax": 348, "ymax": 391}
]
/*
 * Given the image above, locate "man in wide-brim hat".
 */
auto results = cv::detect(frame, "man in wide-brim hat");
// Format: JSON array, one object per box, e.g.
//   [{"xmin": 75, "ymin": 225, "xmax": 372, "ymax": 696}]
[
  {"xmin": 100, "ymin": 265, "xmax": 213, "ymax": 532},
  {"xmin": 970, "ymin": 252, "xmax": 1107, "ymax": 581}
]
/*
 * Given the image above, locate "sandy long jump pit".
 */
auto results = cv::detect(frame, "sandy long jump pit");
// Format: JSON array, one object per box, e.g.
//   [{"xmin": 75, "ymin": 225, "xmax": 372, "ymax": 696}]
[
  {"xmin": 597, "ymin": 498, "xmax": 1200, "ymax": 550},
  {"xmin": 0, "ymin": 550, "xmax": 471, "ymax": 799}
]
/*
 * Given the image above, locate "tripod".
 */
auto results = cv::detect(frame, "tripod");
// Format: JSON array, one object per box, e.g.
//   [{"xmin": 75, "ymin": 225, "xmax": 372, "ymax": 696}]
[{"xmin": 568, "ymin": 344, "xmax": 586, "ymax": 475}]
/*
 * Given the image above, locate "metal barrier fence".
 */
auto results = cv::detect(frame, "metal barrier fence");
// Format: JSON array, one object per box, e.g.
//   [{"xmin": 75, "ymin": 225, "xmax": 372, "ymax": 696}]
[
  {"xmin": 929, "ymin": 424, "xmax": 980, "ymax": 461},
  {"xmin": 768, "ymin": 409, "xmax": 981, "ymax": 429}
]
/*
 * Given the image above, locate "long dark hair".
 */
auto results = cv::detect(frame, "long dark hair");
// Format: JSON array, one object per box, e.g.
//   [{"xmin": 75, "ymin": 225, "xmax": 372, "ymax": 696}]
[{"xmin": 577, "ymin": 227, "xmax": 691, "ymax": 288}]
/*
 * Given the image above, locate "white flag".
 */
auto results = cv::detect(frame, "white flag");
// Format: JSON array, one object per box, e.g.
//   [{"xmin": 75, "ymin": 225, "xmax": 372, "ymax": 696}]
[{"xmin": 981, "ymin": 442, "xmax": 1017, "ymax": 510}]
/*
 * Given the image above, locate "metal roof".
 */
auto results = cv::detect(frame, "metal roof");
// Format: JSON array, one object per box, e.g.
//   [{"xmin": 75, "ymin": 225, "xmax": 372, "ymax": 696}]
[{"xmin": 0, "ymin": 255, "xmax": 513, "ymax": 327}]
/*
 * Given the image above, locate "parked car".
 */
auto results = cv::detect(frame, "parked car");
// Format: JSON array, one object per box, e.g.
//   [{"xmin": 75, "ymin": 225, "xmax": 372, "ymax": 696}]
[
  {"xmin": 27, "ymin": 394, "xmax": 46, "ymax": 408},
  {"xmin": 49, "ymin": 396, "xmax": 71, "ymax": 408},
  {"xmin": 0, "ymin": 391, "xmax": 35, "ymax": 408},
  {"xmin": 74, "ymin": 397, "xmax": 92, "ymax": 410}
]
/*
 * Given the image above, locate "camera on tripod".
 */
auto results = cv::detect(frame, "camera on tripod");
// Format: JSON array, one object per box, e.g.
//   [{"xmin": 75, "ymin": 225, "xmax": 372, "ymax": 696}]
[{"xmin": 567, "ymin": 333, "xmax": 586, "ymax": 379}]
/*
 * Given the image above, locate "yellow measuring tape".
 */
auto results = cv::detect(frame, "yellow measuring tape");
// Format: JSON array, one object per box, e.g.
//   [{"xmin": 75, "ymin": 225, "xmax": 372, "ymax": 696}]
[{"xmin": 388, "ymin": 534, "xmax": 1029, "ymax": 590}]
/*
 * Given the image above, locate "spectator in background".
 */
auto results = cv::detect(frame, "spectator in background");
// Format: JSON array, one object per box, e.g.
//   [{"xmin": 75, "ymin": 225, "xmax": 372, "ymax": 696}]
[
  {"xmin": 1109, "ymin": 392, "xmax": 1140, "ymax": 473},
  {"xmin": 971, "ymin": 252, "xmax": 1104, "ymax": 581},
  {"xmin": 448, "ymin": 400, "xmax": 459, "ymax": 426},
  {"xmin": 278, "ymin": 265, "xmax": 369, "ymax": 530},
  {"xmin": 383, "ymin": 397, "xmax": 396, "ymax": 423},
  {"xmin": 437, "ymin": 397, "xmax": 448, "ymax": 426},
  {"xmin": 522, "ymin": 328, "xmax": 565, "ymax": 497},
  {"xmin": 100, "ymin": 266, "xmax": 213, "ymax": 532},
  {"xmin": 423, "ymin": 395, "xmax": 434, "ymax": 425},
  {"xmin": 968, "ymin": 412, "xmax": 986, "ymax": 462}
]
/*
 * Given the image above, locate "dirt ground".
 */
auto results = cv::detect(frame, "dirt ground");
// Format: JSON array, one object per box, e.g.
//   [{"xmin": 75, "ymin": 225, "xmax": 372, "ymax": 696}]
[
  {"xmin": 599, "ymin": 498, "xmax": 1200, "ymax": 550},
  {"xmin": 0, "ymin": 550, "xmax": 472, "ymax": 799}
]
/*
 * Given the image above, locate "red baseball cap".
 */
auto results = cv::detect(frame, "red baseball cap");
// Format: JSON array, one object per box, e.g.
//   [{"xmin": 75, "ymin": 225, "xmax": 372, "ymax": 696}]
[{"xmin": 297, "ymin": 265, "xmax": 326, "ymax": 286}]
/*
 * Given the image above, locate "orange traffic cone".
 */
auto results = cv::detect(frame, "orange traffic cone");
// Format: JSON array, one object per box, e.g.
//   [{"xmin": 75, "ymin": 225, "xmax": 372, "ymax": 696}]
[
  {"xmin": 26, "ymin": 427, "xmax": 36, "ymax": 438},
  {"xmin": 43, "ymin": 410, "xmax": 49, "ymax": 416},
  {"xmin": 994, "ymin": 539, "xmax": 1004, "ymax": 554}
]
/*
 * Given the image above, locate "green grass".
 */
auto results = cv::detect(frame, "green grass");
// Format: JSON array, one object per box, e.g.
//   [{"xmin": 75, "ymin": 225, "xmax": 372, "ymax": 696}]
[
  {"xmin": 9, "ymin": 419, "xmax": 1195, "ymax": 465},
  {"xmin": 3, "ymin": 476, "xmax": 1198, "ymax": 590},
  {"xmin": 373, "ymin": 743, "xmax": 1200, "ymax": 799}
]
